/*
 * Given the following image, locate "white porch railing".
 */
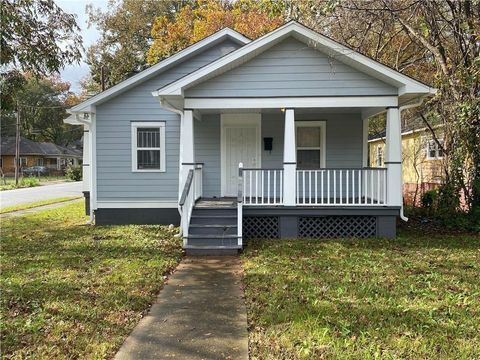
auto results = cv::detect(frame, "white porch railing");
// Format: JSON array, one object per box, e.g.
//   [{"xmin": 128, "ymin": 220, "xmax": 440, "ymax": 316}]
[
  {"xmin": 238, "ymin": 166, "xmax": 387, "ymax": 206},
  {"xmin": 241, "ymin": 168, "xmax": 284, "ymax": 205},
  {"xmin": 296, "ymin": 168, "xmax": 387, "ymax": 206},
  {"xmin": 179, "ymin": 164, "xmax": 203, "ymax": 243}
]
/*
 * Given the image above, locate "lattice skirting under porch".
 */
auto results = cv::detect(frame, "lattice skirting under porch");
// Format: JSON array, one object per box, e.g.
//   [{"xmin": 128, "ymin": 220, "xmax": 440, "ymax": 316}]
[
  {"xmin": 244, "ymin": 216, "xmax": 280, "ymax": 240},
  {"xmin": 298, "ymin": 216, "xmax": 377, "ymax": 238},
  {"xmin": 243, "ymin": 215, "xmax": 379, "ymax": 240}
]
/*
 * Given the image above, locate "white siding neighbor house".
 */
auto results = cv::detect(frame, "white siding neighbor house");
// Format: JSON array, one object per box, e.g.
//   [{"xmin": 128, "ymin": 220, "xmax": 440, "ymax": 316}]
[{"xmin": 66, "ymin": 21, "xmax": 436, "ymax": 254}]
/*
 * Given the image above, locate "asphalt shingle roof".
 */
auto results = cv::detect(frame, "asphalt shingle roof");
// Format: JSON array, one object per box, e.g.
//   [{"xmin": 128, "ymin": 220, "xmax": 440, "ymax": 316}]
[{"xmin": 0, "ymin": 137, "xmax": 81, "ymax": 157}]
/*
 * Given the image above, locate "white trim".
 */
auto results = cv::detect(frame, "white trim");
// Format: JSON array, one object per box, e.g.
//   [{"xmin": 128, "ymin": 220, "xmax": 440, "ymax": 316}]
[
  {"xmin": 70, "ymin": 28, "xmax": 250, "ymax": 112},
  {"xmin": 91, "ymin": 108, "xmax": 97, "ymax": 213},
  {"xmin": 63, "ymin": 113, "xmax": 82, "ymax": 125},
  {"xmin": 425, "ymin": 138, "xmax": 444, "ymax": 160},
  {"xmin": 131, "ymin": 121, "xmax": 166, "ymax": 172},
  {"xmin": 220, "ymin": 113, "xmax": 261, "ymax": 197},
  {"xmin": 154, "ymin": 21, "xmax": 434, "ymax": 98},
  {"xmin": 96, "ymin": 201, "xmax": 178, "ymax": 208},
  {"xmin": 295, "ymin": 120, "xmax": 326, "ymax": 169},
  {"xmin": 82, "ymin": 126, "xmax": 90, "ymax": 192},
  {"xmin": 184, "ymin": 96, "xmax": 398, "ymax": 109}
]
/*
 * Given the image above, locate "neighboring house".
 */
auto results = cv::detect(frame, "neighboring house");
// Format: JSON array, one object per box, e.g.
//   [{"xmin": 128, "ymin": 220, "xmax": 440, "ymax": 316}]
[
  {"xmin": 0, "ymin": 136, "xmax": 82, "ymax": 176},
  {"xmin": 369, "ymin": 125, "xmax": 444, "ymax": 205},
  {"xmin": 65, "ymin": 21, "xmax": 436, "ymax": 254}
]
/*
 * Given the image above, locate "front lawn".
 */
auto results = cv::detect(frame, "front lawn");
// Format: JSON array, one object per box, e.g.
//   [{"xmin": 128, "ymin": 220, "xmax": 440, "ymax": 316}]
[
  {"xmin": 1, "ymin": 202, "xmax": 182, "ymax": 359},
  {"xmin": 243, "ymin": 229, "xmax": 480, "ymax": 359},
  {"xmin": 0, "ymin": 196, "xmax": 81, "ymax": 214}
]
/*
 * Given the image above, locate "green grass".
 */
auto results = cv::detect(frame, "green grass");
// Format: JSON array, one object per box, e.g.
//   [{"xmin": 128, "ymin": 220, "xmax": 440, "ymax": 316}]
[
  {"xmin": 242, "ymin": 229, "xmax": 480, "ymax": 360},
  {"xmin": 0, "ymin": 196, "xmax": 81, "ymax": 214},
  {"xmin": 0, "ymin": 177, "xmax": 40, "ymax": 191},
  {"xmin": 0, "ymin": 176, "xmax": 72, "ymax": 191},
  {"xmin": 0, "ymin": 202, "xmax": 182, "ymax": 359}
]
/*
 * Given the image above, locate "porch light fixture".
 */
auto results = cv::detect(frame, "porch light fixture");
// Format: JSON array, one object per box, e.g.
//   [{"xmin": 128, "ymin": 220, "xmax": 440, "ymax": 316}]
[{"xmin": 280, "ymin": 108, "xmax": 285, "ymax": 113}]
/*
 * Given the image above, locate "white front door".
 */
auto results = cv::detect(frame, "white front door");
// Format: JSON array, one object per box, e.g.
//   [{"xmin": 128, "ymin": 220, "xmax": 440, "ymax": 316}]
[{"xmin": 221, "ymin": 114, "xmax": 261, "ymax": 197}]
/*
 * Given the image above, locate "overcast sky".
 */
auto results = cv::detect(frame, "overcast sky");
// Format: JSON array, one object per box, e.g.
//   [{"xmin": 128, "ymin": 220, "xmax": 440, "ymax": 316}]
[{"xmin": 56, "ymin": 0, "xmax": 109, "ymax": 93}]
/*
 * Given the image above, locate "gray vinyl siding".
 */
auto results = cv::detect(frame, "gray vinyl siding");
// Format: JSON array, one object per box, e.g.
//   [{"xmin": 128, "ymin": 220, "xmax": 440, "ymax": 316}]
[
  {"xmin": 260, "ymin": 112, "xmax": 363, "ymax": 169},
  {"xmin": 185, "ymin": 37, "xmax": 397, "ymax": 98},
  {"xmin": 194, "ymin": 114, "xmax": 221, "ymax": 198},
  {"xmin": 193, "ymin": 112, "xmax": 363, "ymax": 198},
  {"xmin": 95, "ymin": 39, "xmax": 241, "ymax": 202}
]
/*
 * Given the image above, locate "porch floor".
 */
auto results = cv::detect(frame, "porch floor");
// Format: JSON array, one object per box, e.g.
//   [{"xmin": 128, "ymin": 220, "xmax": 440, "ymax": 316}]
[{"xmin": 195, "ymin": 198, "xmax": 236, "ymax": 208}]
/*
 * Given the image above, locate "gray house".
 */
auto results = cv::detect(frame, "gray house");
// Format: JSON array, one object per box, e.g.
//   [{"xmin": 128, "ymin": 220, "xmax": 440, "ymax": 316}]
[{"xmin": 66, "ymin": 22, "xmax": 435, "ymax": 254}]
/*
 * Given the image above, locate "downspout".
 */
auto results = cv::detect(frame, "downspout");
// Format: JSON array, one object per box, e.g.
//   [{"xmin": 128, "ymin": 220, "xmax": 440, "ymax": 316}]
[
  {"xmin": 398, "ymin": 95, "xmax": 429, "ymax": 221},
  {"xmin": 159, "ymin": 98, "xmax": 184, "ymax": 237}
]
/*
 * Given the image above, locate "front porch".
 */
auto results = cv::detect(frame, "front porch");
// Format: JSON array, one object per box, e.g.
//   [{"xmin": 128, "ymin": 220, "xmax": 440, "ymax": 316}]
[{"xmin": 178, "ymin": 104, "xmax": 403, "ymax": 254}]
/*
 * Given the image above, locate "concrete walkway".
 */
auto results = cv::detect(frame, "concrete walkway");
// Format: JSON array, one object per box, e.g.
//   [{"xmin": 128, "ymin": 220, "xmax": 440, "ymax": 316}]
[{"xmin": 115, "ymin": 257, "xmax": 248, "ymax": 360}]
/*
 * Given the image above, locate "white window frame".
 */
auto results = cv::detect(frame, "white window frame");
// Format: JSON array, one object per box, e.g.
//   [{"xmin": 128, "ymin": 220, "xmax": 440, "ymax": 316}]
[
  {"xmin": 295, "ymin": 121, "xmax": 326, "ymax": 169},
  {"xmin": 36, "ymin": 158, "xmax": 44, "ymax": 166},
  {"xmin": 131, "ymin": 121, "xmax": 166, "ymax": 172},
  {"xmin": 425, "ymin": 138, "xmax": 444, "ymax": 160},
  {"xmin": 376, "ymin": 145, "xmax": 384, "ymax": 167}
]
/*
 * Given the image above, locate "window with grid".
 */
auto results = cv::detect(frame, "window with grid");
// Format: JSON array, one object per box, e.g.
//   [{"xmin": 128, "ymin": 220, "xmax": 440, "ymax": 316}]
[
  {"xmin": 131, "ymin": 122, "xmax": 165, "ymax": 172},
  {"xmin": 36, "ymin": 158, "xmax": 44, "ymax": 166},
  {"xmin": 426, "ymin": 138, "xmax": 444, "ymax": 160},
  {"xmin": 376, "ymin": 145, "xmax": 384, "ymax": 166},
  {"xmin": 296, "ymin": 121, "xmax": 326, "ymax": 170}
]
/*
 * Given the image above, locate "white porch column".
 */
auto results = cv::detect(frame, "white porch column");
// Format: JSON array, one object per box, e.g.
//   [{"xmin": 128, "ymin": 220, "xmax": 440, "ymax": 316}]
[
  {"xmin": 179, "ymin": 109, "xmax": 195, "ymax": 198},
  {"xmin": 385, "ymin": 107, "xmax": 402, "ymax": 206},
  {"xmin": 283, "ymin": 108, "xmax": 296, "ymax": 206}
]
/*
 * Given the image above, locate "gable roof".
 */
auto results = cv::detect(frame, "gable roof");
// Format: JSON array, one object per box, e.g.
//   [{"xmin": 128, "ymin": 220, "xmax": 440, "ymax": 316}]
[
  {"xmin": 153, "ymin": 21, "xmax": 436, "ymax": 104},
  {"xmin": 69, "ymin": 28, "xmax": 250, "ymax": 113},
  {"xmin": 1, "ymin": 137, "xmax": 82, "ymax": 157},
  {"xmin": 369, "ymin": 120, "xmax": 444, "ymax": 141}
]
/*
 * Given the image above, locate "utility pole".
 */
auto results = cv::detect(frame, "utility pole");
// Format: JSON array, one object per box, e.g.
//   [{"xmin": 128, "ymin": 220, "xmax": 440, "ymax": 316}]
[{"xmin": 15, "ymin": 100, "xmax": 20, "ymax": 185}]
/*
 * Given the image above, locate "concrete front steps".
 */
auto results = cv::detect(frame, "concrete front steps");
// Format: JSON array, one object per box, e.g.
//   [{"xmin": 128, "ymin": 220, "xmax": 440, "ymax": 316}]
[{"xmin": 185, "ymin": 207, "xmax": 241, "ymax": 255}]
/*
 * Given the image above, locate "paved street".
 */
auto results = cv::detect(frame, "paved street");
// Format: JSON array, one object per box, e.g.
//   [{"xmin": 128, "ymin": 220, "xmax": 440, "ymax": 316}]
[{"xmin": 0, "ymin": 181, "xmax": 83, "ymax": 208}]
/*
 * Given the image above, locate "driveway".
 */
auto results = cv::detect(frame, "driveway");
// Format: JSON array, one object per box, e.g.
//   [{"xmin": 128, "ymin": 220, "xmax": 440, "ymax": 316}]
[{"xmin": 0, "ymin": 181, "xmax": 83, "ymax": 208}]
